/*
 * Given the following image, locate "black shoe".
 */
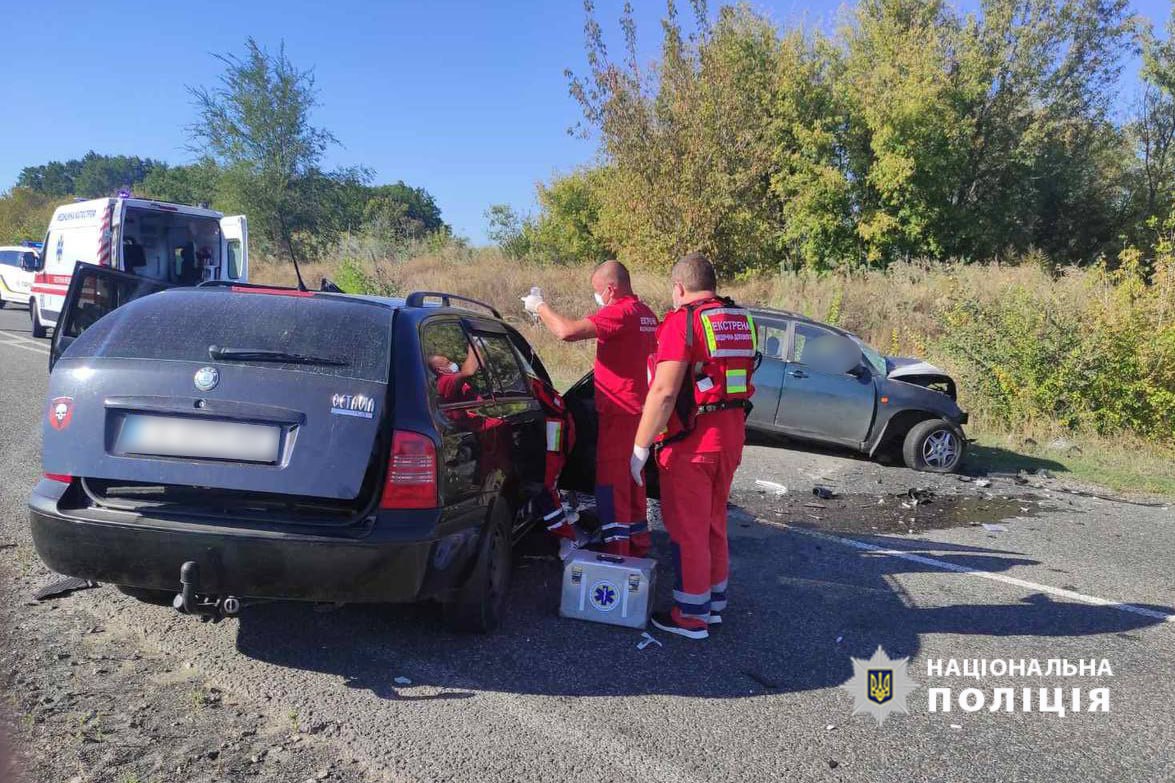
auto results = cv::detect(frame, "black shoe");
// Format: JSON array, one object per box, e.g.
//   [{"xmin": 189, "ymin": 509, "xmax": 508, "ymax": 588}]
[{"xmin": 651, "ymin": 611, "xmax": 709, "ymax": 640}]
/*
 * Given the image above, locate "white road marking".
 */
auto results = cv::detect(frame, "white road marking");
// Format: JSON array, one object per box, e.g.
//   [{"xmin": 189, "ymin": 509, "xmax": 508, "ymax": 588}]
[
  {"xmin": 0, "ymin": 338, "xmax": 49, "ymax": 356},
  {"xmin": 0, "ymin": 329, "xmax": 49, "ymax": 349},
  {"xmin": 779, "ymin": 523, "xmax": 1175, "ymax": 624}
]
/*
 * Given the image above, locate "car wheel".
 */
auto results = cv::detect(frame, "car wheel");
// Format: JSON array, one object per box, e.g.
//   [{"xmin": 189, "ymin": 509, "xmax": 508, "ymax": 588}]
[
  {"xmin": 30, "ymin": 300, "xmax": 46, "ymax": 338},
  {"xmin": 116, "ymin": 585, "xmax": 176, "ymax": 606},
  {"xmin": 444, "ymin": 498, "xmax": 512, "ymax": 633},
  {"xmin": 902, "ymin": 418, "xmax": 965, "ymax": 473}
]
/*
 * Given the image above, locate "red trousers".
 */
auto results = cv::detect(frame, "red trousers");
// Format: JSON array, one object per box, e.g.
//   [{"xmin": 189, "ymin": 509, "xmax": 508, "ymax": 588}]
[
  {"xmin": 657, "ymin": 445, "xmax": 739, "ymax": 621},
  {"xmin": 537, "ymin": 417, "xmax": 576, "ymax": 540},
  {"xmin": 596, "ymin": 413, "xmax": 650, "ymax": 556}
]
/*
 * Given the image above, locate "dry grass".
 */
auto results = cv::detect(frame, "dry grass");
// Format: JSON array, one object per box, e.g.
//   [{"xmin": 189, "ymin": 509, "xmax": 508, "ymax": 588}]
[{"xmin": 253, "ymin": 250, "xmax": 1058, "ymax": 386}]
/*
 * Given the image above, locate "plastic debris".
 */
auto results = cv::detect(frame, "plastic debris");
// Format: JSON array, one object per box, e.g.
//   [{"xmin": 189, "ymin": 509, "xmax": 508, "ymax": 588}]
[
  {"xmin": 975, "ymin": 479, "xmax": 992, "ymax": 488},
  {"xmin": 956, "ymin": 475, "xmax": 973, "ymax": 483},
  {"xmin": 835, "ymin": 635, "xmax": 844, "ymax": 644},
  {"xmin": 981, "ymin": 523, "xmax": 1007, "ymax": 532},
  {"xmin": 825, "ymin": 724, "xmax": 836, "ymax": 731},
  {"xmin": 34, "ymin": 576, "xmax": 98, "ymax": 601},
  {"xmin": 907, "ymin": 488, "xmax": 935, "ymax": 504},
  {"xmin": 637, "ymin": 632, "xmax": 662, "ymax": 651},
  {"xmin": 950, "ymin": 724, "xmax": 962, "ymax": 730},
  {"xmin": 393, "ymin": 676, "xmax": 412, "ymax": 686},
  {"xmin": 754, "ymin": 480, "xmax": 788, "ymax": 495},
  {"xmin": 812, "ymin": 486, "xmax": 836, "ymax": 500}
]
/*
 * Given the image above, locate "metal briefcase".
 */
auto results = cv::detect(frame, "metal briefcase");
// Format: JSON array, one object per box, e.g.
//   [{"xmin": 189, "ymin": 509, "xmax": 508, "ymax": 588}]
[{"xmin": 559, "ymin": 550, "xmax": 656, "ymax": 629}]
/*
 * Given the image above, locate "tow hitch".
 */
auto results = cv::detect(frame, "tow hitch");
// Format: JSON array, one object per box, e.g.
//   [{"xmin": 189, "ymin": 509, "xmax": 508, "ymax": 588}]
[{"xmin": 173, "ymin": 561, "xmax": 241, "ymax": 623}]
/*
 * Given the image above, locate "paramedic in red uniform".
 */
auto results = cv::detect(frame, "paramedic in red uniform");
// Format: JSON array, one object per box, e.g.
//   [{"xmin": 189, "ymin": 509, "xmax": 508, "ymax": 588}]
[
  {"xmin": 631, "ymin": 253, "xmax": 756, "ymax": 640},
  {"xmin": 522, "ymin": 260, "xmax": 658, "ymax": 556}
]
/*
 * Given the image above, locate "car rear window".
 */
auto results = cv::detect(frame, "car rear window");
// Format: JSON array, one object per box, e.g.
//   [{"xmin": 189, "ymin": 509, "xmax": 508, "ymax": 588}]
[{"xmin": 65, "ymin": 290, "xmax": 392, "ymax": 382}]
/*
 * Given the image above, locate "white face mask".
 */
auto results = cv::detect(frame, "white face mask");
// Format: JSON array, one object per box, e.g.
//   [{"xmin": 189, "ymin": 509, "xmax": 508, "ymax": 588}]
[
  {"xmin": 593, "ymin": 292, "xmax": 606, "ymax": 307},
  {"xmin": 448, "ymin": 362, "xmax": 459, "ymax": 374}
]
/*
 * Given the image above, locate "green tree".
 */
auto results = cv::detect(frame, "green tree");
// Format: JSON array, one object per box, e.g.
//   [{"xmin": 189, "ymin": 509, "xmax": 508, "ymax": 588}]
[
  {"xmin": 135, "ymin": 160, "xmax": 223, "ymax": 205},
  {"xmin": 188, "ymin": 38, "xmax": 344, "ymax": 262},
  {"xmin": 0, "ymin": 188, "xmax": 56, "ymax": 244}
]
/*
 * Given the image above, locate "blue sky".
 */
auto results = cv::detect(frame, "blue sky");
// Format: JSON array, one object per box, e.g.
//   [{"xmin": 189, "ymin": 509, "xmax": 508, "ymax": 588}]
[{"xmin": 0, "ymin": 0, "xmax": 1170, "ymax": 243}]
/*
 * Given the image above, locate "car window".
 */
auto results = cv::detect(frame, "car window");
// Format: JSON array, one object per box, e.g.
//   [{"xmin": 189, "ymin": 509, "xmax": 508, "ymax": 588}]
[
  {"xmin": 65, "ymin": 288, "xmax": 393, "ymax": 382},
  {"xmin": 420, "ymin": 320, "xmax": 493, "ymax": 405},
  {"xmin": 0, "ymin": 251, "xmax": 18, "ymax": 267},
  {"xmin": 473, "ymin": 332, "xmax": 531, "ymax": 398},
  {"xmin": 758, "ymin": 323, "xmax": 788, "ymax": 360},
  {"xmin": 792, "ymin": 321, "xmax": 843, "ymax": 365},
  {"xmin": 856, "ymin": 339, "xmax": 887, "ymax": 375}
]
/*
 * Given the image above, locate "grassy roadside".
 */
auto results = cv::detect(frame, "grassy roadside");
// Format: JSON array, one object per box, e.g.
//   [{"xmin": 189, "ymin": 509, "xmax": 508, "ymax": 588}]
[
  {"xmin": 964, "ymin": 427, "xmax": 1175, "ymax": 499},
  {"xmin": 253, "ymin": 252, "xmax": 1175, "ymax": 499}
]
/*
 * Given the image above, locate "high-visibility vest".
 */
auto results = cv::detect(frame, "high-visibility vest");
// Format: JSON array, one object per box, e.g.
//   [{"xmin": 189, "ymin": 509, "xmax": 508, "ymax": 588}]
[
  {"xmin": 530, "ymin": 376, "xmax": 575, "ymax": 456},
  {"xmin": 652, "ymin": 297, "xmax": 758, "ymax": 445}
]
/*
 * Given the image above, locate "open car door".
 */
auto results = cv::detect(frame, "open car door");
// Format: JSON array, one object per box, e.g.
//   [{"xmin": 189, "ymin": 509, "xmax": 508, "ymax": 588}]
[
  {"xmin": 49, "ymin": 263, "xmax": 174, "ymax": 370},
  {"xmin": 218, "ymin": 215, "xmax": 248, "ymax": 281},
  {"xmin": 559, "ymin": 371, "xmax": 660, "ymax": 500}
]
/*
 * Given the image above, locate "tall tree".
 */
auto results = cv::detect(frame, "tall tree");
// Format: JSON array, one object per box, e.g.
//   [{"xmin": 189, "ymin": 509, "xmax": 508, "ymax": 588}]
[{"xmin": 188, "ymin": 38, "xmax": 343, "ymax": 262}]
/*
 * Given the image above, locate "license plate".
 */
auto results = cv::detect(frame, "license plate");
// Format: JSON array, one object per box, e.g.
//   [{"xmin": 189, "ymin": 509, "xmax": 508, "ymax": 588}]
[{"xmin": 118, "ymin": 414, "xmax": 281, "ymax": 463}]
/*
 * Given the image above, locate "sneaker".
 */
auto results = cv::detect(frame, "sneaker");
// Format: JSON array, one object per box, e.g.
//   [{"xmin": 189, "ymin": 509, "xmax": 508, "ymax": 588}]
[
  {"xmin": 651, "ymin": 611, "xmax": 709, "ymax": 640},
  {"xmin": 706, "ymin": 612, "xmax": 722, "ymax": 626}
]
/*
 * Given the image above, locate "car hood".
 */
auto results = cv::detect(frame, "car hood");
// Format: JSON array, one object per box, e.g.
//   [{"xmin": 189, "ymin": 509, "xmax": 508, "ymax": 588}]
[{"xmin": 885, "ymin": 356, "xmax": 951, "ymax": 380}]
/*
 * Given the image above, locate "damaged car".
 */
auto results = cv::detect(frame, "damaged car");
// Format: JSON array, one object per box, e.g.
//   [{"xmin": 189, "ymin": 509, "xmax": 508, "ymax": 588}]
[{"xmin": 746, "ymin": 308, "xmax": 967, "ymax": 472}]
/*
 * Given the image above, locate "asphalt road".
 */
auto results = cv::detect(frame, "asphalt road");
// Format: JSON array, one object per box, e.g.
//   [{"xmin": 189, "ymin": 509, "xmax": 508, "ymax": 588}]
[{"xmin": 0, "ymin": 304, "xmax": 1172, "ymax": 783}]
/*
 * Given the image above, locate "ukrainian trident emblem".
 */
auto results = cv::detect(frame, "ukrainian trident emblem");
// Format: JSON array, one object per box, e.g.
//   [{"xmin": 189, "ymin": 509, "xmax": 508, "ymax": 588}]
[{"xmin": 868, "ymin": 669, "xmax": 893, "ymax": 704}]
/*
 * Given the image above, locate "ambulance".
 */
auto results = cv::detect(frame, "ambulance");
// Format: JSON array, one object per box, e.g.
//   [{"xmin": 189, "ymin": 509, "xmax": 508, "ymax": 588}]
[
  {"xmin": 28, "ymin": 197, "xmax": 248, "ymax": 337},
  {"xmin": 0, "ymin": 241, "xmax": 40, "ymax": 308}
]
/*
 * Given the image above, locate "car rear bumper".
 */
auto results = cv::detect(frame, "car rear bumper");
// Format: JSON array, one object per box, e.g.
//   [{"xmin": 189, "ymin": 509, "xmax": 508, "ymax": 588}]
[{"xmin": 29, "ymin": 482, "xmax": 481, "ymax": 603}]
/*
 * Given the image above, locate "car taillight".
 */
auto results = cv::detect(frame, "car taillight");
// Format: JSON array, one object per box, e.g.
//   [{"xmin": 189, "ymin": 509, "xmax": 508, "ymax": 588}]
[
  {"xmin": 380, "ymin": 430, "xmax": 438, "ymax": 509},
  {"xmin": 43, "ymin": 473, "xmax": 72, "ymax": 484}
]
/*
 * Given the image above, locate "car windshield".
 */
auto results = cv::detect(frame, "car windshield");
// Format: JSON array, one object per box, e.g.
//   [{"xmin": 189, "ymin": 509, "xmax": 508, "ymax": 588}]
[
  {"xmin": 65, "ymin": 290, "xmax": 392, "ymax": 382},
  {"xmin": 853, "ymin": 337, "xmax": 888, "ymax": 375}
]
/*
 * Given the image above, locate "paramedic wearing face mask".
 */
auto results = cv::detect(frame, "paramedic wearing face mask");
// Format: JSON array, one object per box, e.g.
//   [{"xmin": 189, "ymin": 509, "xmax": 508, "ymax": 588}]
[
  {"xmin": 522, "ymin": 260, "xmax": 658, "ymax": 556},
  {"xmin": 630, "ymin": 253, "xmax": 756, "ymax": 640}
]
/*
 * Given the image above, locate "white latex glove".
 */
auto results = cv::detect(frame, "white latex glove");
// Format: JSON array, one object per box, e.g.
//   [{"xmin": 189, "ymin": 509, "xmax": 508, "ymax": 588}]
[
  {"xmin": 630, "ymin": 445, "xmax": 650, "ymax": 487},
  {"xmin": 521, "ymin": 286, "xmax": 544, "ymax": 314}
]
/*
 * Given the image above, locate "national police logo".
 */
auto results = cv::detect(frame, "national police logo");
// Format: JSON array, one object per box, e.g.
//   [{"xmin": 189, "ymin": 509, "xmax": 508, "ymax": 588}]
[
  {"xmin": 868, "ymin": 669, "xmax": 893, "ymax": 705},
  {"xmin": 840, "ymin": 646, "xmax": 917, "ymax": 725},
  {"xmin": 589, "ymin": 580, "xmax": 619, "ymax": 612}
]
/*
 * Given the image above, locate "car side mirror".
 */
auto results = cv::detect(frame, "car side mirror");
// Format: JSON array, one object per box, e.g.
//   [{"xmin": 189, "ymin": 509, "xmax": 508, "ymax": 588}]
[{"xmin": 847, "ymin": 363, "xmax": 870, "ymax": 379}]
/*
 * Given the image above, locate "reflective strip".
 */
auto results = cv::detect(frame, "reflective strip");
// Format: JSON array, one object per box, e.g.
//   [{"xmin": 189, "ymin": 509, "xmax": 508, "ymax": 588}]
[
  {"xmin": 546, "ymin": 518, "xmax": 569, "ymax": 531},
  {"xmin": 628, "ymin": 520, "xmax": 649, "ymax": 534},
  {"xmin": 546, "ymin": 420, "xmax": 563, "ymax": 452},
  {"xmin": 726, "ymin": 368, "xmax": 747, "ymax": 394},
  {"xmin": 711, "ymin": 579, "xmax": 729, "ymax": 593},
  {"xmin": 710, "ymin": 598, "xmax": 728, "ymax": 612},
  {"xmin": 543, "ymin": 507, "xmax": 565, "ymax": 521},
  {"xmin": 673, "ymin": 588, "xmax": 710, "ymax": 605}
]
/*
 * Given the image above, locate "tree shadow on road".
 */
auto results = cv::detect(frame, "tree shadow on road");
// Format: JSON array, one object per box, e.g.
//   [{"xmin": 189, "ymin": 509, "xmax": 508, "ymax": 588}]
[{"xmin": 232, "ymin": 508, "xmax": 1171, "ymax": 701}]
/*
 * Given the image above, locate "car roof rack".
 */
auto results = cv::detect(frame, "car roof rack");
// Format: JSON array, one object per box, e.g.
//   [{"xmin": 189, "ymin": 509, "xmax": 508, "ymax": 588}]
[{"xmin": 405, "ymin": 291, "xmax": 502, "ymax": 319}]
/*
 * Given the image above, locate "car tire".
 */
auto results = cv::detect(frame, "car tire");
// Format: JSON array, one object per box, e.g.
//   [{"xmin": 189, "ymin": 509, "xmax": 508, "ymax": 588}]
[
  {"xmin": 444, "ymin": 498, "xmax": 512, "ymax": 633},
  {"xmin": 902, "ymin": 418, "xmax": 965, "ymax": 473},
  {"xmin": 30, "ymin": 300, "xmax": 46, "ymax": 338},
  {"xmin": 116, "ymin": 585, "xmax": 176, "ymax": 606}
]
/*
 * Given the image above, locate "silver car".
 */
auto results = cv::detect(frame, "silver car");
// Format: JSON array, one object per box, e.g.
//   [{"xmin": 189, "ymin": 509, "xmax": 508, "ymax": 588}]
[{"xmin": 749, "ymin": 308, "xmax": 968, "ymax": 472}]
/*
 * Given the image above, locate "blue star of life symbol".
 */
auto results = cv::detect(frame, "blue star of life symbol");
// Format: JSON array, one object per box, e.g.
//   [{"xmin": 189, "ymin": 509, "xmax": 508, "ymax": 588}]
[{"xmin": 590, "ymin": 580, "xmax": 618, "ymax": 612}]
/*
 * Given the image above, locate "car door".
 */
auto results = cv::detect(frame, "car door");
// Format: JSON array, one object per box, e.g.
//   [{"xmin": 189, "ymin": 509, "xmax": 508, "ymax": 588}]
[
  {"xmin": 746, "ymin": 317, "xmax": 790, "ymax": 429},
  {"xmin": 218, "ymin": 215, "xmax": 248, "ymax": 281},
  {"xmin": 49, "ymin": 263, "xmax": 174, "ymax": 369},
  {"xmin": 774, "ymin": 320, "xmax": 877, "ymax": 446},
  {"xmin": 466, "ymin": 322, "xmax": 546, "ymax": 530}
]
